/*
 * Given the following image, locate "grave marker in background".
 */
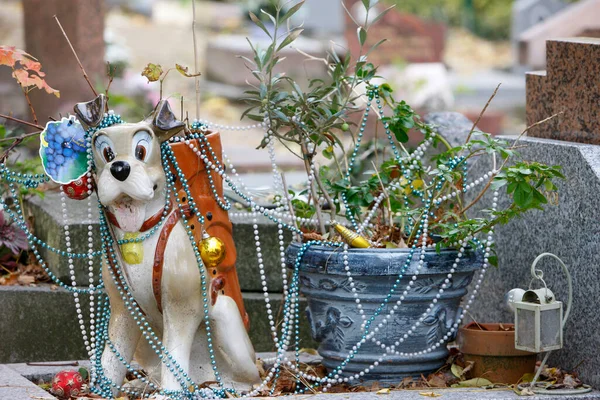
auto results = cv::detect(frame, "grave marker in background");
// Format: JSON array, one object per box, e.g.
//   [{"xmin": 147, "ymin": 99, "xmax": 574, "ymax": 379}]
[
  {"xmin": 343, "ymin": 0, "xmax": 446, "ymax": 65},
  {"xmin": 526, "ymin": 38, "xmax": 600, "ymax": 143}
]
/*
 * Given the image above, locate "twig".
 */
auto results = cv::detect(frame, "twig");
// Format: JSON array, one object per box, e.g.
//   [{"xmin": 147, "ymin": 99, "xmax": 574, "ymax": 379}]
[
  {"xmin": 371, "ymin": 161, "xmax": 392, "ymax": 228},
  {"xmin": 0, "ymin": 138, "xmax": 23, "ymax": 162},
  {"xmin": 54, "ymin": 15, "xmax": 98, "ymax": 97},
  {"xmin": 181, "ymin": 96, "xmax": 184, "ymax": 121},
  {"xmin": 280, "ymin": 172, "xmax": 301, "ymax": 241},
  {"xmin": 311, "ymin": 163, "xmax": 336, "ymax": 234},
  {"xmin": 0, "ymin": 113, "xmax": 44, "ymax": 130},
  {"xmin": 465, "ymin": 83, "xmax": 501, "ymax": 144},
  {"xmin": 27, "ymin": 361, "xmax": 79, "ymax": 367},
  {"xmin": 18, "ymin": 84, "xmax": 38, "ymax": 125},
  {"xmin": 191, "ymin": 0, "xmax": 201, "ymax": 120},
  {"xmin": 105, "ymin": 62, "xmax": 114, "ymax": 97},
  {"xmin": 300, "ymin": 143, "xmax": 326, "ymax": 235},
  {"xmin": 0, "ymin": 130, "xmax": 41, "ymax": 143},
  {"xmin": 461, "ymin": 111, "xmax": 564, "ymax": 214}
]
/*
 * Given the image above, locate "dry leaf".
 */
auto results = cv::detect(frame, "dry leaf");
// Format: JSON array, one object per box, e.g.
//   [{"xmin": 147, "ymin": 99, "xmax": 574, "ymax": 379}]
[
  {"xmin": 376, "ymin": 388, "xmax": 390, "ymax": 394},
  {"xmin": 141, "ymin": 63, "xmax": 163, "ymax": 82},
  {"xmin": 176, "ymin": 63, "xmax": 201, "ymax": 78},
  {"xmin": 520, "ymin": 386, "xmax": 536, "ymax": 396},
  {"xmin": 0, "ymin": 272, "xmax": 19, "ymax": 285},
  {"xmin": 519, "ymin": 373, "xmax": 535, "ymax": 383},
  {"xmin": 419, "ymin": 392, "xmax": 442, "ymax": 397},
  {"xmin": 451, "ymin": 377, "xmax": 493, "ymax": 388},
  {"xmin": 299, "ymin": 348, "xmax": 319, "ymax": 355},
  {"xmin": 0, "ymin": 45, "xmax": 59, "ymax": 97},
  {"xmin": 450, "ymin": 363, "xmax": 464, "ymax": 378},
  {"xmin": 17, "ymin": 274, "xmax": 35, "ymax": 285}
]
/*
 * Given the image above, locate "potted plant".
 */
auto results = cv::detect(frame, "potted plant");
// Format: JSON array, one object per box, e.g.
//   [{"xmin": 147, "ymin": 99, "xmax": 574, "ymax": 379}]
[{"xmin": 242, "ymin": 0, "xmax": 563, "ymax": 386}]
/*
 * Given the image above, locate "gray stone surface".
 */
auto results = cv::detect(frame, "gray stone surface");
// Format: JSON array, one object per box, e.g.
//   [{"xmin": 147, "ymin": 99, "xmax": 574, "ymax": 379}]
[
  {"xmin": 425, "ymin": 112, "xmax": 474, "ymax": 147},
  {"xmin": 0, "ymin": 285, "xmax": 89, "ymax": 364},
  {"xmin": 2, "ymin": 359, "xmax": 600, "ymax": 400},
  {"xmin": 466, "ymin": 135, "xmax": 600, "ymax": 389},
  {"xmin": 0, "ymin": 364, "xmax": 54, "ymax": 399},
  {"xmin": 0, "ymin": 285, "xmax": 315, "ymax": 363},
  {"xmin": 23, "ymin": 192, "xmax": 289, "ymax": 292}
]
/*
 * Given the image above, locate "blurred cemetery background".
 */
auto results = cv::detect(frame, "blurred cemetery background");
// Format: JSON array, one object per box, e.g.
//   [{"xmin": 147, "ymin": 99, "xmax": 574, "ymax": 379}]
[{"xmin": 0, "ymin": 0, "xmax": 597, "ymax": 177}]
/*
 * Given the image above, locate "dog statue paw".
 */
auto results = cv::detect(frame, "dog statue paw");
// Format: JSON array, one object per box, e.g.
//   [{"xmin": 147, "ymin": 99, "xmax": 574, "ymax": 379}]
[{"xmin": 74, "ymin": 95, "xmax": 260, "ymax": 394}]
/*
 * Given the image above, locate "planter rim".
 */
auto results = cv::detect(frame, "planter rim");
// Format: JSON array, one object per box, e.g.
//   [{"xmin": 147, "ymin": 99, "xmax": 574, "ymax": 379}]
[
  {"xmin": 287, "ymin": 241, "xmax": 465, "ymax": 254},
  {"xmin": 458, "ymin": 322, "xmax": 536, "ymax": 357},
  {"xmin": 286, "ymin": 241, "xmax": 483, "ymax": 276}
]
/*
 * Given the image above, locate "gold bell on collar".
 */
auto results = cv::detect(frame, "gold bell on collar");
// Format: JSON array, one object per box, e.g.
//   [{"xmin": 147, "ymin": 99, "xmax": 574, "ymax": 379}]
[
  {"xmin": 332, "ymin": 221, "xmax": 371, "ymax": 248},
  {"xmin": 199, "ymin": 231, "xmax": 226, "ymax": 268},
  {"xmin": 121, "ymin": 232, "xmax": 143, "ymax": 264}
]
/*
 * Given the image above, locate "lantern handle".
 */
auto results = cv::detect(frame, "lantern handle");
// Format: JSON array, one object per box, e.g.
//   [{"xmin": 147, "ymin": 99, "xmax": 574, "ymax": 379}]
[{"xmin": 529, "ymin": 253, "xmax": 573, "ymax": 326}]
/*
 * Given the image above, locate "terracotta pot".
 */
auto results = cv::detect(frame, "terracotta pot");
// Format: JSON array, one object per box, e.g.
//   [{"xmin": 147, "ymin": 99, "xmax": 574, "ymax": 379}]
[{"xmin": 458, "ymin": 322, "xmax": 537, "ymax": 384}]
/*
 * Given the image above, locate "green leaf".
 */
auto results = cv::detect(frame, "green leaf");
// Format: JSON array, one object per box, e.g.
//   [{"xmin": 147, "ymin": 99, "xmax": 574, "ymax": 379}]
[
  {"xmin": 357, "ymin": 26, "xmax": 367, "ymax": 46},
  {"xmin": 369, "ymin": 5, "xmax": 395, "ymax": 27},
  {"xmin": 277, "ymin": 28, "xmax": 304, "ymax": 51},
  {"xmin": 280, "ymin": 1, "xmax": 304, "ymax": 24},
  {"xmin": 78, "ymin": 367, "xmax": 89, "ymax": 381},
  {"xmin": 249, "ymin": 11, "xmax": 272, "ymax": 38},
  {"xmin": 361, "ymin": 0, "xmax": 370, "ymax": 9}
]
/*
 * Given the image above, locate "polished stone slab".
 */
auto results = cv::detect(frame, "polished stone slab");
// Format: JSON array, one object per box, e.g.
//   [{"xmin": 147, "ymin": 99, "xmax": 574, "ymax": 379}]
[{"xmin": 465, "ymin": 135, "xmax": 600, "ymax": 389}]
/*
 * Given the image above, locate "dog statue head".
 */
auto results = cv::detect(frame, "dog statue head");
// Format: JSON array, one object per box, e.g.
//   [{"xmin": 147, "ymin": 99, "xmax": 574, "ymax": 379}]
[{"xmin": 74, "ymin": 94, "xmax": 185, "ymax": 232}]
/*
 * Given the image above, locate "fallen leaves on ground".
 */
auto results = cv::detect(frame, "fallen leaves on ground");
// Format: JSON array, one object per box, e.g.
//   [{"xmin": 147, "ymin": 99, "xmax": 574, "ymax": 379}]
[
  {"xmin": 0, "ymin": 262, "xmax": 49, "ymax": 285},
  {"xmin": 419, "ymin": 392, "xmax": 442, "ymax": 398},
  {"xmin": 451, "ymin": 377, "xmax": 493, "ymax": 388}
]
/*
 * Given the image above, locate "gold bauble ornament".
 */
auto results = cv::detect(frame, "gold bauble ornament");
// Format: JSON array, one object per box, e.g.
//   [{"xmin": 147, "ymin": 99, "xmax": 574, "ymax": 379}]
[
  {"xmin": 332, "ymin": 221, "xmax": 370, "ymax": 248},
  {"xmin": 121, "ymin": 232, "xmax": 143, "ymax": 264},
  {"xmin": 199, "ymin": 232, "xmax": 226, "ymax": 268}
]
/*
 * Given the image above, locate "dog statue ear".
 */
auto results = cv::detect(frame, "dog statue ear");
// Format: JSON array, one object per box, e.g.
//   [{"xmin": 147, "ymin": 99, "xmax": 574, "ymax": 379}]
[
  {"xmin": 147, "ymin": 100, "xmax": 185, "ymax": 142},
  {"xmin": 74, "ymin": 94, "xmax": 108, "ymax": 129}
]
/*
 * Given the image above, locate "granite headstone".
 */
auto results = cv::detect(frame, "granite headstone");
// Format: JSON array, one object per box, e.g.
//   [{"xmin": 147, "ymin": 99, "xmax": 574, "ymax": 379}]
[
  {"xmin": 526, "ymin": 38, "xmax": 600, "ymax": 144},
  {"xmin": 427, "ymin": 111, "xmax": 600, "ymax": 389}
]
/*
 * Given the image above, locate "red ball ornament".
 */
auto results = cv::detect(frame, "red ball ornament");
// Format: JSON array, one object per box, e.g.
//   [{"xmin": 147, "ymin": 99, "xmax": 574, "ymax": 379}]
[
  {"xmin": 51, "ymin": 370, "xmax": 84, "ymax": 399},
  {"xmin": 61, "ymin": 175, "xmax": 93, "ymax": 200}
]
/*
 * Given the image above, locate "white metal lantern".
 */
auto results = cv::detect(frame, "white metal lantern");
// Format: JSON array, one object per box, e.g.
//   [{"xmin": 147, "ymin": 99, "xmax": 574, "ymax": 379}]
[
  {"xmin": 514, "ymin": 288, "xmax": 563, "ymax": 352},
  {"xmin": 505, "ymin": 253, "xmax": 572, "ymax": 354}
]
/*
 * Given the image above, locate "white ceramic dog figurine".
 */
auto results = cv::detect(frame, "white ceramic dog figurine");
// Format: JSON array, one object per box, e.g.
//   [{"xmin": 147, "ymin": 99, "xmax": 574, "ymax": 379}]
[{"xmin": 74, "ymin": 95, "xmax": 260, "ymax": 396}]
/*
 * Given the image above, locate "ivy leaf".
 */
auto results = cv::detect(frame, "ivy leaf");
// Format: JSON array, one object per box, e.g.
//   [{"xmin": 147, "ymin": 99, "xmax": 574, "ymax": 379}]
[
  {"xmin": 141, "ymin": 63, "xmax": 163, "ymax": 82},
  {"xmin": 175, "ymin": 64, "xmax": 201, "ymax": 78}
]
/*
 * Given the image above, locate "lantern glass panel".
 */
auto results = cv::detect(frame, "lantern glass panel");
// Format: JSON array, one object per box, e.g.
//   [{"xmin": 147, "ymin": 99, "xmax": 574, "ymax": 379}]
[
  {"xmin": 540, "ymin": 305, "xmax": 562, "ymax": 350},
  {"xmin": 516, "ymin": 307, "xmax": 536, "ymax": 349}
]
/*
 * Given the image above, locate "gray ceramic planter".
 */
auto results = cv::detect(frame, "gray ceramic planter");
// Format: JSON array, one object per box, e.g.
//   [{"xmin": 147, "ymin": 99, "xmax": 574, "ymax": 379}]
[{"xmin": 286, "ymin": 242, "xmax": 482, "ymax": 384}]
